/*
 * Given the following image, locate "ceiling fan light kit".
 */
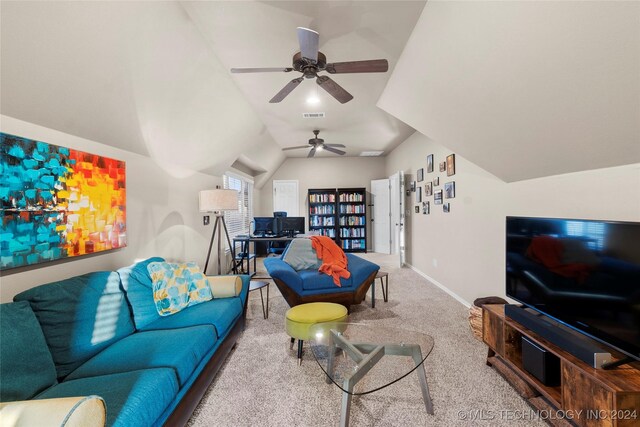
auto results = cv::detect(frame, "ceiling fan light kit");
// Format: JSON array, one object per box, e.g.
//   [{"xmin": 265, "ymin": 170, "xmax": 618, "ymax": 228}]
[
  {"xmin": 230, "ymin": 27, "xmax": 388, "ymax": 104},
  {"xmin": 282, "ymin": 130, "xmax": 346, "ymax": 158}
]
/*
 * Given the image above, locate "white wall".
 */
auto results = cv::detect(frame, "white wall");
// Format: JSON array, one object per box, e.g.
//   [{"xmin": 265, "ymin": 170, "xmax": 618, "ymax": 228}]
[
  {"xmin": 258, "ymin": 156, "xmax": 386, "ymax": 250},
  {"xmin": 0, "ymin": 115, "xmax": 225, "ymax": 302},
  {"xmin": 386, "ymin": 131, "xmax": 640, "ymax": 306}
]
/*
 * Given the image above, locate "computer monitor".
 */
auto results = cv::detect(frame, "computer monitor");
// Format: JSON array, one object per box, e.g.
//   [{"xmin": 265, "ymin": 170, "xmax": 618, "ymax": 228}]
[
  {"xmin": 253, "ymin": 217, "xmax": 274, "ymax": 236},
  {"xmin": 279, "ymin": 217, "xmax": 305, "ymax": 236}
]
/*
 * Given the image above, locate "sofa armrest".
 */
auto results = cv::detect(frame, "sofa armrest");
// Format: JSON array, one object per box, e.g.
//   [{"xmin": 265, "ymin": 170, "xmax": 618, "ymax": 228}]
[
  {"xmin": 263, "ymin": 258, "xmax": 303, "ymax": 292},
  {"xmin": 0, "ymin": 396, "xmax": 105, "ymax": 427}
]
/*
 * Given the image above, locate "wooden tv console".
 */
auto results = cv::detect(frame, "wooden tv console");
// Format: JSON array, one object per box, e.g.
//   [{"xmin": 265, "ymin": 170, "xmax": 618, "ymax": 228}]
[{"xmin": 482, "ymin": 304, "xmax": 640, "ymax": 427}]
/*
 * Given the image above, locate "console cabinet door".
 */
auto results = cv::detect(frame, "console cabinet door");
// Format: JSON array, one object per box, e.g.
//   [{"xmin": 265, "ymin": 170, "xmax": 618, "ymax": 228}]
[
  {"xmin": 483, "ymin": 307, "xmax": 504, "ymax": 357},
  {"xmin": 562, "ymin": 362, "xmax": 613, "ymax": 427}
]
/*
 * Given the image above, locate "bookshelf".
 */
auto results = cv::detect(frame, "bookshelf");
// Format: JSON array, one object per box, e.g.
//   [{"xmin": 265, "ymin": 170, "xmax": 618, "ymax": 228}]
[
  {"xmin": 308, "ymin": 189, "xmax": 336, "ymax": 239},
  {"xmin": 337, "ymin": 188, "xmax": 367, "ymax": 252}
]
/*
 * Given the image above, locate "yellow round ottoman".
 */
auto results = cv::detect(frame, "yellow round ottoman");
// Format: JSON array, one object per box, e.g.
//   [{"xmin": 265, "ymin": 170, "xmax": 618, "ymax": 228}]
[{"xmin": 285, "ymin": 302, "xmax": 348, "ymax": 365}]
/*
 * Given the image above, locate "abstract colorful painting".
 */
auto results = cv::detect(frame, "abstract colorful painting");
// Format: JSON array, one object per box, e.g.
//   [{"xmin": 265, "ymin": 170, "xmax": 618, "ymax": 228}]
[{"xmin": 1, "ymin": 132, "xmax": 126, "ymax": 269}]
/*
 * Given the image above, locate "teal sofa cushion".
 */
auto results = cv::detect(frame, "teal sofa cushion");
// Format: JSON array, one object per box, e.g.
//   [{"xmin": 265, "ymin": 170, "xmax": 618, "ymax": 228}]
[
  {"xmin": 36, "ymin": 368, "xmax": 179, "ymax": 427},
  {"xmin": 14, "ymin": 271, "xmax": 135, "ymax": 378},
  {"xmin": 0, "ymin": 301, "xmax": 58, "ymax": 401},
  {"xmin": 141, "ymin": 298, "xmax": 242, "ymax": 337},
  {"xmin": 65, "ymin": 325, "xmax": 215, "ymax": 386},
  {"xmin": 118, "ymin": 257, "xmax": 165, "ymax": 330}
]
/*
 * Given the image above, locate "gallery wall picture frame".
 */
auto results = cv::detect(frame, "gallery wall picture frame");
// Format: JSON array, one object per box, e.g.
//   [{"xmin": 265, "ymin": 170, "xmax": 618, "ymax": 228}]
[
  {"xmin": 433, "ymin": 177, "xmax": 439, "ymax": 187},
  {"xmin": 443, "ymin": 203, "xmax": 450, "ymax": 213},
  {"xmin": 417, "ymin": 168, "xmax": 424, "ymax": 182},
  {"xmin": 434, "ymin": 189, "xmax": 443, "ymax": 205},
  {"xmin": 444, "ymin": 181, "xmax": 455, "ymax": 199},
  {"xmin": 415, "ymin": 205, "xmax": 420, "ymax": 213},
  {"xmin": 425, "ymin": 181, "xmax": 433, "ymax": 196},
  {"xmin": 446, "ymin": 154, "xmax": 456, "ymax": 176},
  {"xmin": 427, "ymin": 154, "xmax": 434, "ymax": 173},
  {"xmin": 423, "ymin": 201, "xmax": 430, "ymax": 215},
  {"xmin": 439, "ymin": 161, "xmax": 446, "ymax": 172},
  {"xmin": 416, "ymin": 186, "xmax": 422, "ymax": 203}
]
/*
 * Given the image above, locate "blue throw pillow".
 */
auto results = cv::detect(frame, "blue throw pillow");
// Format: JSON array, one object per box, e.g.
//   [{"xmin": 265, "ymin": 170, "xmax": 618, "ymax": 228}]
[{"xmin": 0, "ymin": 301, "xmax": 57, "ymax": 400}]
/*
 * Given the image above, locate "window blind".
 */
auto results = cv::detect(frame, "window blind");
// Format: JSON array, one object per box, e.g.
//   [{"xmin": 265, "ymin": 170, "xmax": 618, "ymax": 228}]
[{"xmin": 223, "ymin": 172, "xmax": 253, "ymax": 248}]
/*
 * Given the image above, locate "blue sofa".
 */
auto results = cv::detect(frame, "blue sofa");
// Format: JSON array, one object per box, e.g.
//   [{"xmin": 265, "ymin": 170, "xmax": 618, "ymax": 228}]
[
  {"xmin": 263, "ymin": 253, "xmax": 379, "ymax": 311},
  {"xmin": 0, "ymin": 257, "xmax": 249, "ymax": 427}
]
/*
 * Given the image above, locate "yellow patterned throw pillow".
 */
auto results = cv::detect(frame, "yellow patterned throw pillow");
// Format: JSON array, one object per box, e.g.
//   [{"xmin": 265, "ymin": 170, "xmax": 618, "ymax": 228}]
[{"xmin": 147, "ymin": 262, "xmax": 213, "ymax": 316}]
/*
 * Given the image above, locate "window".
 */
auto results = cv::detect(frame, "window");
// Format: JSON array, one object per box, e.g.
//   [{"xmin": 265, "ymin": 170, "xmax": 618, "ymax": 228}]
[{"xmin": 223, "ymin": 172, "xmax": 253, "ymax": 248}]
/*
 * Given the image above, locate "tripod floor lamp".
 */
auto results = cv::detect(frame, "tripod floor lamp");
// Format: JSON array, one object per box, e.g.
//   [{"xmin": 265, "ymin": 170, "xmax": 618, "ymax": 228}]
[{"xmin": 199, "ymin": 189, "xmax": 239, "ymax": 275}]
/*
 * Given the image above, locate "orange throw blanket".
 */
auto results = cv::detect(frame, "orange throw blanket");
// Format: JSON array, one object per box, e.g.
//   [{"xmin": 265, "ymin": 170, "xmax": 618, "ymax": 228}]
[{"xmin": 310, "ymin": 236, "xmax": 350, "ymax": 286}]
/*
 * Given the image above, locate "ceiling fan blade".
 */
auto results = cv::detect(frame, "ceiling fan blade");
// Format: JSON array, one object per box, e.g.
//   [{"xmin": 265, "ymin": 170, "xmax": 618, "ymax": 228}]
[
  {"xmin": 323, "ymin": 146, "xmax": 346, "ymax": 155},
  {"xmin": 297, "ymin": 27, "xmax": 319, "ymax": 63},
  {"xmin": 269, "ymin": 77, "xmax": 304, "ymax": 103},
  {"xmin": 325, "ymin": 59, "xmax": 388, "ymax": 74},
  {"xmin": 307, "ymin": 147, "xmax": 317, "ymax": 158},
  {"xmin": 316, "ymin": 75, "xmax": 353, "ymax": 104},
  {"xmin": 325, "ymin": 144, "xmax": 346, "ymax": 148},
  {"xmin": 231, "ymin": 67, "xmax": 293, "ymax": 73},
  {"xmin": 282, "ymin": 145, "xmax": 310, "ymax": 151}
]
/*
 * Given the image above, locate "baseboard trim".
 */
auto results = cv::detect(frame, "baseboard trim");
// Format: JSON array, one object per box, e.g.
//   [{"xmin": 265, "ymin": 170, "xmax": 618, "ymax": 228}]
[{"xmin": 405, "ymin": 263, "xmax": 471, "ymax": 308}]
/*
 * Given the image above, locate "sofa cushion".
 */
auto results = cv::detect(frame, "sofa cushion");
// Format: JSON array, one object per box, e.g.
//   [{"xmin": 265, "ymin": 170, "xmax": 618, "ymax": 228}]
[
  {"xmin": 36, "ymin": 368, "xmax": 179, "ymax": 427},
  {"xmin": 14, "ymin": 271, "xmax": 135, "ymax": 378},
  {"xmin": 0, "ymin": 301, "xmax": 58, "ymax": 401},
  {"xmin": 147, "ymin": 261, "xmax": 212, "ymax": 316},
  {"xmin": 299, "ymin": 269, "xmax": 352, "ymax": 290},
  {"xmin": 140, "ymin": 298, "xmax": 242, "ymax": 338},
  {"xmin": 282, "ymin": 238, "xmax": 322, "ymax": 271},
  {"xmin": 118, "ymin": 257, "xmax": 165, "ymax": 330},
  {"xmin": 65, "ymin": 325, "xmax": 215, "ymax": 386}
]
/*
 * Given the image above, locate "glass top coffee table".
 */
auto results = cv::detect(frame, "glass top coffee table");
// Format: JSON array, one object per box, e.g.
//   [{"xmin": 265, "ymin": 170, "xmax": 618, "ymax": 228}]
[{"xmin": 308, "ymin": 322, "xmax": 435, "ymax": 427}]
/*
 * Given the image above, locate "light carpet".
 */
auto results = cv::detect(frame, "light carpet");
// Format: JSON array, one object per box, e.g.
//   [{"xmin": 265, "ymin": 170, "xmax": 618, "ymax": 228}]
[{"xmin": 188, "ymin": 253, "xmax": 545, "ymax": 426}]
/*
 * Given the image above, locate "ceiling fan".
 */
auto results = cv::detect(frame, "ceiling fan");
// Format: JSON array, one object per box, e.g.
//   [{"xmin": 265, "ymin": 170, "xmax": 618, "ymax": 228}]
[
  {"xmin": 230, "ymin": 27, "xmax": 388, "ymax": 104},
  {"xmin": 283, "ymin": 130, "xmax": 346, "ymax": 158}
]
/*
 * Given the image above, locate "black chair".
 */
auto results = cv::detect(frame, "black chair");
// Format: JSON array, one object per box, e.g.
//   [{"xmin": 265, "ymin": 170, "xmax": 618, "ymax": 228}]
[{"xmin": 269, "ymin": 212, "xmax": 288, "ymax": 255}]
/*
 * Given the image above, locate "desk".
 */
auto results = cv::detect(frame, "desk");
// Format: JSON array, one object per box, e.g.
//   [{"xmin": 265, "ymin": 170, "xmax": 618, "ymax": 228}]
[{"xmin": 232, "ymin": 236, "xmax": 295, "ymax": 276}]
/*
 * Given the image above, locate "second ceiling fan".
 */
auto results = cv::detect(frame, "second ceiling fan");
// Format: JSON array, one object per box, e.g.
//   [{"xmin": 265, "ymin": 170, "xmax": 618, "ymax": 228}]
[
  {"xmin": 283, "ymin": 130, "xmax": 345, "ymax": 158},
  {"xmin": 231, "ymin": 27, "xmax": 389, "ymax": 104}
]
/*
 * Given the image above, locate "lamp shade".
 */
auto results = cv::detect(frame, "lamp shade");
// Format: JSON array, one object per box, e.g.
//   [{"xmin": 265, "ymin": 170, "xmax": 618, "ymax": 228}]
[{"xmin": 199, "ymin": 189, "xmax": 238, "ymax": 212}]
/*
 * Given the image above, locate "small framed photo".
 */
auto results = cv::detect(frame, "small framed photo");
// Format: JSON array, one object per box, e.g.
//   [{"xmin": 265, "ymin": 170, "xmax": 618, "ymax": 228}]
[
  {"xmin": 417, "ymin": 168, "xmax": 424, "ymax": 182},
  {"xmin": 415, "ymin": 186, "xmax": 422, "ymax": 203},
  {"xmin": 410, "ymin": 181, "xmax": 416, "ymax": 192},
  {"xmin": 443, "ymin": 203, "xmax": 450, "ymax": 213},
  {"xmin": 439, "ymin": 161, "xmax": 446, "ymax": 172},
  {"xmin": 427, "ymin": 154, "xmax": 434, "ymax": 173},
  {"xmin": 425, "ymin": 181, "xmax": 433, "ymax": 196},
  {"xmin": 444, "ymin": 181, "xmax": 455, "ymax": 199},
  {"xmin": 434, "ymin": 189, "xmax": 443, "ymax": 205},
  {"xmin": 446, "ymin": 154, "xmax": 456, "ymax": 176},
  {"xmin": 415, "ymin": 205, "xmax": 420, "ymax": 213},
  {"xmin": 423, "ymin": 201, "xmax": 430, "ymax": 215},
  {"xmin": 433, "ymin": 177, "xmax": 439, "ymax": 187}
]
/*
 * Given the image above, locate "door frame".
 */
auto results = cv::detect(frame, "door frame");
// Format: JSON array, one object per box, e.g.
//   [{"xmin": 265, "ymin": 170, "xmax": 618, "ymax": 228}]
[{"xmin": 272, "ymin": 180, "xmax": 299, "ymax": 216}]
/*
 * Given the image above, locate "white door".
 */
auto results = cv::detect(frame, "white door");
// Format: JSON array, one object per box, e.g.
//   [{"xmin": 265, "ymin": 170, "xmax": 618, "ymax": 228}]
[
  {"xmin": 389, "ymin": 171, "xmax": 405, "ymax": 267},
  {"xmin": 371, "ymin": 179, "xmax": 391, "ymax": 253},
  {"xmin": 273, "ymin": 180, "xmax": 299, "ymax": 216}
]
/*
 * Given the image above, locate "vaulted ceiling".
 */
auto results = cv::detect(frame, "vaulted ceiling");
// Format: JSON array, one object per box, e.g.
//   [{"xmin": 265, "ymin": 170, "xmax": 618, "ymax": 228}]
[{"xmin": 2, "ymin": 1, "xmax": 638, "ymax": 185}]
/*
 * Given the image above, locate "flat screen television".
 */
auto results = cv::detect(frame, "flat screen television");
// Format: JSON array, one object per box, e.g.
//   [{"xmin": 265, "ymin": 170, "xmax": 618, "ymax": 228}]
[{"xmin": 506, "ymin": 216, "xmax": 640, "ymax": 363}]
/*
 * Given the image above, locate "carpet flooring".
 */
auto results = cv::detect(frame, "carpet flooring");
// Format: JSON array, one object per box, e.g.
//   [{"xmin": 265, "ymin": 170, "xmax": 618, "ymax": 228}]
[{"xmin": 188, "ymin": 253, "xmax": 546, "ymax": 426}]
